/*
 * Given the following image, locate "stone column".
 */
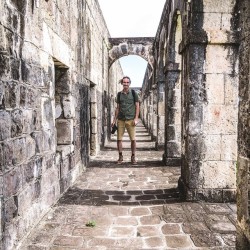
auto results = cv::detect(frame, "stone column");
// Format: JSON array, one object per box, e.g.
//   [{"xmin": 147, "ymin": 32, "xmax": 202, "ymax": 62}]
[
  {"xmin": 236, "ymin": 0, "xmax": 250, "ymax": 248},
  {"xmin": 179, "ymin": 0, "xmax": 238, "ymax": 202},
  {"xmin": 90, "ymin": 84, "xmax": 98, "ymax": 156},
  {"xmin": 152, "ymin": 87, "xmax": 158, "ymax": 141},
  {"xmin": 156, "ymin": 81, "xmax": 165, "ymax": 150},
  {"xmin": 148, "ymin": 92, "xmax": 153, "ymax": 136},
  {"xmin": 164, "ymin": 65, "xmax": 181, "ymax": 166}
]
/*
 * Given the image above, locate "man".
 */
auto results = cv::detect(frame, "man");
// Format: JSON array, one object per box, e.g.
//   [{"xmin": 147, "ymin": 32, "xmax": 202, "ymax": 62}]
[{"xmin": 111, "ymin": 76, "xmax": 140, "ymax": 165}]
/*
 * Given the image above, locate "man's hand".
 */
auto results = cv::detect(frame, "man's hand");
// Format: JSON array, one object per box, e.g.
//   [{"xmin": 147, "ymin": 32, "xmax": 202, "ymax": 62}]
[{"xmin": 134, "ymin": 119, "xmax": 138, "ymax": 126}]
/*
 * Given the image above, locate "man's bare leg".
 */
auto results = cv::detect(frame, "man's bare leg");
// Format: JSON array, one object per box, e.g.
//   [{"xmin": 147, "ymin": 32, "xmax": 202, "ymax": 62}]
[
  {"xmin": 131, "ymin": 140, "xmax": 136, "ymax": 155},
  {"xmin": 131, "ymin": 140, "xmax": 137, "ymax": 164},
  {"xmin": 117, "ymin": 140, "xmax": 123, "ymax": 164}
]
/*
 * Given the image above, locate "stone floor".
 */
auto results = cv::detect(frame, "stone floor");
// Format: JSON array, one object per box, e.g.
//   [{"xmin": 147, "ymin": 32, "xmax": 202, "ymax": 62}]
[{"xmin": 19, "ymin": 122, "xmax": 236, "ymax": 249}]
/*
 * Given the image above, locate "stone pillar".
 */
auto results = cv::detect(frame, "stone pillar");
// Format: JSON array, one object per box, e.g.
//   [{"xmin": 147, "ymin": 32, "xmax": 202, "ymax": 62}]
[
  {"xmin": 156, "ymin": 81, "xmax": 165, "ymax": 149},
  {"xmin": 179, "ymin": 0, "xmax": 238, "ymax": 202},
  {"xmin": 90, "ymin": 85, "xmax": 98, "ymax": 156},
  {"xmin": 146, "ymin": 93, "xmax": 152, "ymax": 133},
  {"xmin": 152, "ymin": 88, "xmax": 158, "ymax": 141},
  {"xmin": 164, "ymin": 65, "xmax": 181, "ymax": 166},
  {"xmin": 236, "ymin": 0, "xmax": 250, "ymax": 247},
  {"xmin": 146, "ymin": 97, "xmax": 150, "ymax": 129}
]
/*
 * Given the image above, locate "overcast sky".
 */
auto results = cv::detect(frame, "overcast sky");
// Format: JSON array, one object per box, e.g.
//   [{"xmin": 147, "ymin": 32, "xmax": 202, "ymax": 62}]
[{"xmin": 98, "ymin": 0, "xmax": 166, "ymax": 87}]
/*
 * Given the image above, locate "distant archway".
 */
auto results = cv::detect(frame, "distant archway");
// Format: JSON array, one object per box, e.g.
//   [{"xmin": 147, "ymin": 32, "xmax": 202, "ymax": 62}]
[{"xmin": 108, "ymin": 37, "xmax": 154, "ymax": 70}]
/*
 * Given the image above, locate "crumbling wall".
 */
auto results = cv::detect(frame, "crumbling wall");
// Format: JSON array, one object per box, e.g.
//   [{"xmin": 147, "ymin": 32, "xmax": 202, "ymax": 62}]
[{"xmin": 0, "ymin": 0, "xmax": 122, "ymax": 248}]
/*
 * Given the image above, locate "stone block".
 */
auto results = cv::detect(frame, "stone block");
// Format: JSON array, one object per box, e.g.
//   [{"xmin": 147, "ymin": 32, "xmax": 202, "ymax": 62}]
[
  {"xmin": 33, "ymin": 179, "xmax": 41, "ymax": 200},
  {"xmin": 203, "ymin": 135, "xmax": 221, "ymax": 160},
  {"xmin": 62, "ymin": 95, "xmax": 75, "ymax": 118},
  {"xmin": 31, "ymin": 131, "xmax": 43, "ymax": 153},
  {"xmin": 4, "ymin": 167, "xmax": 22, "ymax": 196},
  {"xmin": 22, "ymin": 109, "xmax": 33, "ymax": 134},
  {"xmin": 207, "ymin": 30, "xmax": 238, "ymax": 44},
  {"xmin": 166, "ymin": 125, "xmax": 175, "ymax": 141},
  {"xmin": 90, "ymin": 88, "xmax": 97, "ymax": 102},
  {"xmin": 0, "ymin": 24, "xmax": 7, "ymax": 51},
  {"xmin": 193, "ymin": 188, "xmax": 224, "ymax": 202},
  {"xmin": 55, "ymin": 95, "xmax": 62, "ymax": 119},
  {"xmin": 158, "ymin": 102, "xmax": 164, "ymax": 115},
  {"xmin": 43, "ymin": 153, "xmax": 55, "ymax": 171},
  {"xmin": 91, "ymin": 118, "xmax": 97, "ymax": 134},
  {"xmin": 0, "ymin": 110, "xmax": 11, "ymax": 140},
  {"xmin": 12, "ymin": 137, "xmax": 27, "ymax": 165},
  {"xmin": 205, "ymin": 74, "xmax": 224, "ymax": 104},
  {"xmin": 90, "ymin": 103, "xmax": 97, "ymax": 118},
  {"xmin": 161, "ymin": 224, "xmax": 182, "ymax": 234},
  {"xmin": 205, "ymin": 45, "xmax": 234, "ymax": 74},
  {"xmin": 10, "ymin": 58, "xmax": 20, "ymax": 80},
  {"xmin": 43, "ymin": 130, "xmax": 56, "ymax": 152},
  {"xmin": 60, "ymin": 156, "xmax": 70, "ymax": 178},
  {"xmin": 11, "ymin": 109, "xmax": 23, "ymax": 137},
  {"xmin": 165, "ymin": 235, "xmax": 194, "ymax": 248},
  {"xmin": 221, "ymin": 13, "xmax": 234, "ymax": 30},
  {"xmin": 0, "ymin": 54, "xmax": 10, "ymax": 79},
  {"xmin": 59, "ymin": 176, "xmax": 71, "ymax": 194},
  {"xmin": 25, "ymin": 135, "xmax": 36, "ymax": 160},
  {"xmin": 33, "ymin": 158, "xmax": 43, "ymax": 179},
  {"xmin": 203, "ymin": 13, "xmax": 222, "ymax": 31},
  {"xmin": 41, "ymin": 96, "xmax": 55, "ymax": 128},
  {"xmin": 22, "ymin": 161, "xmax": 34, "ymax": 184},
  {"xmin": 40, "ymin": 179, "xmax": 59, "ymax": 209},
  {"xmin": 18, "ymin": 184, "xmax": 33, "ymax": 216},
  {"xmin": 33, "ymin": 109, "xmax": 42, "ymax": 131},
  {"xmin": 140, "ymin": 215, "xmax": 161, "ymax": 225},
  {"xmin": 202, "ymin": 161, "xmax": 236, "ymax": 189},
  {"xmin": 2, "ymin": 140, "xmax": 13, "ymax": 168},
  {"xmin": 56, "ymin": 119, "xmax": 73, "ymax": 145},
  {"xmin": 57, "ymin": 145, "xmax": 73, "ymax": 158},
  {"xmin": 203, "ymin": 0, "xmax": 236, "ymax": 13},
  {"xmin": 27, "ymin": 87, "xmax": 38, "ymax": 108},
  {"xmin": 203, "ymin": 104, "xmax": 238, "ymax": 134},
  {"xmin": 43, "ymin": 22, "xmax": 71, "ymax": 67},
  {"xmin": 221, "ymin": 135, "xmax": 237, "ymax": 161},
  {"xmin": 188, "ymin": 105, "xmax": 203, "ymax": 136},
  {"xmin": 175, "ymin": 128, "xmax": 181, "ymax": 142},
  {"xmin": 4, "ymin": 197, "xmax": 18, "ymax": 222},
  {"xmin": 21, "ymin": 60, "xmax": 31, "ymax": 83},
  {"xmin": 225, "ymin": 74, "xmax": 239, "ymax": 105},
  {"xmin": 4, "ymin": 81, "xmax": 19, "ymax": 109}
]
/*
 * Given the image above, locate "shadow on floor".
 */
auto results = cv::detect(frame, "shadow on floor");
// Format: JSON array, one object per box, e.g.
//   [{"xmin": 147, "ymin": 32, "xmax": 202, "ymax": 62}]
[{"xmin": 57, "ymin": 186, "xmax": 180, "ymax": 206}]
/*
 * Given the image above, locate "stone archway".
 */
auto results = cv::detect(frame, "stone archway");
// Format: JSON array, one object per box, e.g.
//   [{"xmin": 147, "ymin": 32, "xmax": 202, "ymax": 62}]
[{"xmin": 108, "ymin": 37, "xmax": 154, "ymax": 70}]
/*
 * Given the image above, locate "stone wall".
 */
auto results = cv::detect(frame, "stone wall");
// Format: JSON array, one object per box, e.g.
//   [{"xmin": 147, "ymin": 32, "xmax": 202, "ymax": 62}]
[{"xmin": 0, "ymin": 0, "xmax": 122, "ymax": 248}]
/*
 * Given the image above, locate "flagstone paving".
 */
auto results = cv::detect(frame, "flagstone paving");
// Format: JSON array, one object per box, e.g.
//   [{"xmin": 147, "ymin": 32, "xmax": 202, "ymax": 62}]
[{"xmin": 18, "ymin": 122, "xmax": 236, "ymax": 249}]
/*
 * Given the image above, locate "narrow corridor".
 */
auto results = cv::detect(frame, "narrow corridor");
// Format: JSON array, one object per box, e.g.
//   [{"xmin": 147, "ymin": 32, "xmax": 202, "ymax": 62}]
[{"xmin": 19, "ymin": 122, "xmax": 236, "ymax": 249}]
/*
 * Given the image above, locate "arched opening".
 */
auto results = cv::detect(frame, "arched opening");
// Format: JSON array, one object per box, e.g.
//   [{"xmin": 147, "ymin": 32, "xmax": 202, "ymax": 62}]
[{"xmin": 108, "ymin": 55, "xmax": 148, "ymax": 140}]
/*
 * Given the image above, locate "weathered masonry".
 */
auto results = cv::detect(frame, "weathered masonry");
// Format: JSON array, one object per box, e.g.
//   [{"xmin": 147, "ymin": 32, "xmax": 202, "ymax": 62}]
[
  {"xmin": 0, "ymin": 0, "xmax": 123, "ymax": 249},
  {"xmin": 140, "ymin": 0, "xmax": 249, "ymax": 248},
  {"xmin": 0, "ymin": 0, "xmax": 250, "ymax": 249}
]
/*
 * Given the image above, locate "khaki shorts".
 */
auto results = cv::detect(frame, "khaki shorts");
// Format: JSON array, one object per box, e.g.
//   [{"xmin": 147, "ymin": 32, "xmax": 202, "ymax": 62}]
[{"xmin": 117, "ymin": 119, "xmax": 135, "ymax": 140}]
